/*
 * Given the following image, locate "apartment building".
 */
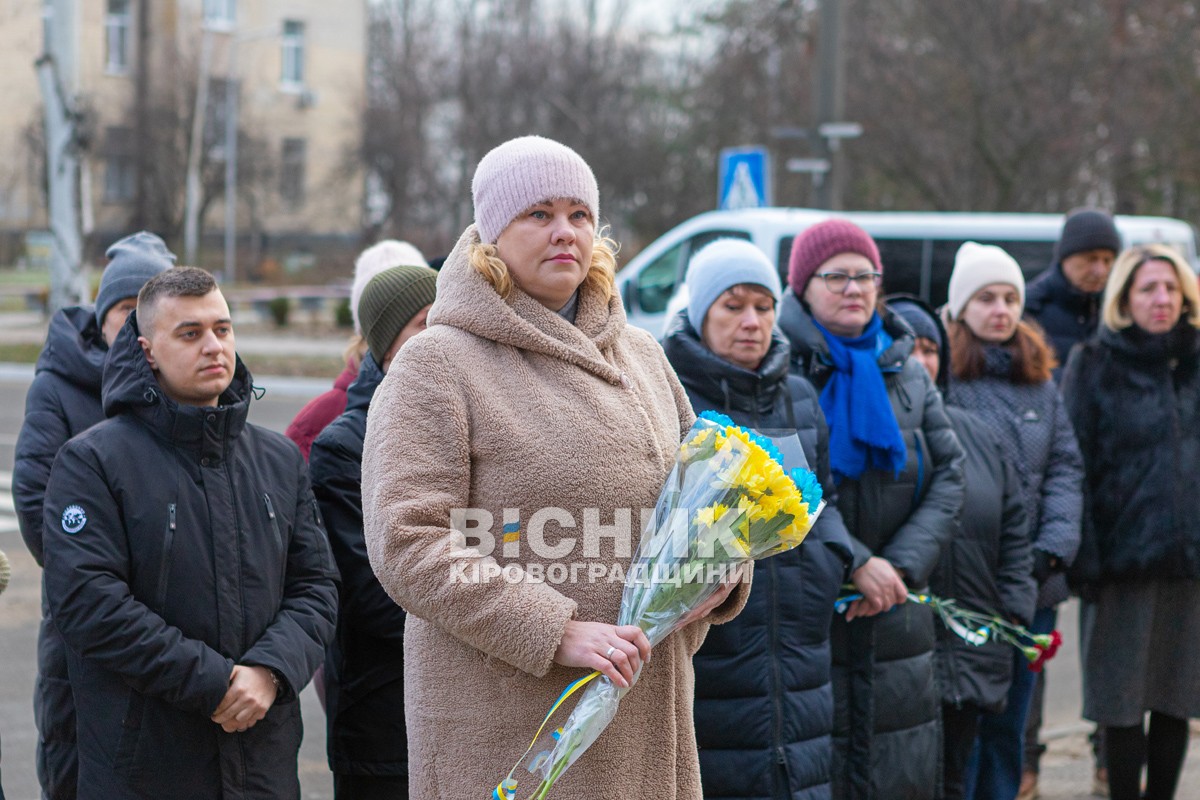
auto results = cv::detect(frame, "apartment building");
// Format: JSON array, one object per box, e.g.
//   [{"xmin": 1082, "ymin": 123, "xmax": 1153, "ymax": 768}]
[{"xmin": 0, "ymin": 0, "xmax": 367, "ymax": 270}]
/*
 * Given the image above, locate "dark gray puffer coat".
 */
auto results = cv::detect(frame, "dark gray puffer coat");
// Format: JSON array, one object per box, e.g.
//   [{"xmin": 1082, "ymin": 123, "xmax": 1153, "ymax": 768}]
[
  {"xmin": 947, "ymin": 348, "xmax": 1083, "ymax": 609},
  {"xmin": 777, "ymin": 290, "xmax": 964, "ymax": 800},
  {"xmin": 13, "ymin": 305, "xmax": 109, "ymax": 800}
]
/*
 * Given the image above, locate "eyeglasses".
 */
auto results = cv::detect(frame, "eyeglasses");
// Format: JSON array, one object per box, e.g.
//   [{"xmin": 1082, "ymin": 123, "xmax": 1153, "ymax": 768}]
[{"xmin": 813, "ymin": 271, "xmax": 883, "ymax": 294}]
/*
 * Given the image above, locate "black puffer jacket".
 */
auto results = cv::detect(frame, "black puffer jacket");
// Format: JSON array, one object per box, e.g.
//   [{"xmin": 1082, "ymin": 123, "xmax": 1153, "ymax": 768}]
[
  {"xmin": 41, "ymin": 312, "xmax": 339, "ymax": 800},
  {"xmin": 777, "ymin": 290, "xmax": 964, "ymax": 800},
  {"xmin": 663, "ymin": 311, "xmax": 851, "ymax": 800},
  {"xmin": 1023, "ymin": 263, "xmax": 1102, "ymax": 378},
  {"xmin": 13, "ymin": 305, "xmax": 108, "ymax": 800},
  {"xmin": 932, "ymin": 407, "xmax": 1035, "ymax": 713},
  {"xmin": 309, "ymin": 354, "xmax": 409, "ymax": 779},
  {"xmin": 1061, "ymin": 322, "xmax": 1200, "ymax": 582},
  {"xmin": 14, "ymin": 306, "xmax": 107, "ymax": 563}
]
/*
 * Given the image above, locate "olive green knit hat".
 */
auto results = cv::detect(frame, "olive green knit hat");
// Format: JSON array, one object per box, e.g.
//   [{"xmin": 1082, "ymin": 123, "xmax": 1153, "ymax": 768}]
[{"xmin": 359, "ymin": 265, "xmax": 438, "ymax": 365}]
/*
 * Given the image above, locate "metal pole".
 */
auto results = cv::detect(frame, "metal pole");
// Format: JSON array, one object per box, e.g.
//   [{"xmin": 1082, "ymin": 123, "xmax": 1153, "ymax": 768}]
[
  {"xmin": 36, "ymin": 54, "xmax": 84, "ymax": 313},
  {"xmin": 813, "ymin": 0, "xmax": 846, "ymax": 209},
  {"xmin": 183, "ymin": 28, "xmax": 214, "ymax": 266},
  {"xmin": 224, "ymin": 34, "xmax": 239, "ymax": 284}
]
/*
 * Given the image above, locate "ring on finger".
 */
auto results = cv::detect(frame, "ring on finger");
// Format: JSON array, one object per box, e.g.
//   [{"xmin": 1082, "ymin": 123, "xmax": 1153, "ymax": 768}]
[{"xmin": 605, "ymin": 645, "xmax": 616, "ymax": 659}]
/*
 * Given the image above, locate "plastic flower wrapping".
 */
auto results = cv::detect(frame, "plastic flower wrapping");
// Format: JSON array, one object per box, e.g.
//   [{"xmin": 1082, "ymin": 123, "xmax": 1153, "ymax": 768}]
[
  {"xmin": 494, "ymin": 411, "xmax": 826, "ymax": 800},
  {"xmin": 834, "ymin": 589, "xmax": 1063, "ymax": 672}
]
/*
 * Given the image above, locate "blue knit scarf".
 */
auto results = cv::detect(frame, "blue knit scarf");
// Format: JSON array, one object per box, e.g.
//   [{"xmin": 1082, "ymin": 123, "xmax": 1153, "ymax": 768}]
[{"xmin": 815, "ymin": 314, "xmax": 908, "ymax": 482}]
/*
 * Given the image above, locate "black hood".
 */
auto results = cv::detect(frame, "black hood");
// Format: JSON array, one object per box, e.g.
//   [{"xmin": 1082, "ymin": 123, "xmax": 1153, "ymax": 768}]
[
  {"xmin": 101, "ymin": 310, "xmax": 253, "ymax": 460},
  {"xmin": 661, "ymin": 308, "xmax": 792, "ymax": 418},
  {"xmin": 776, "ymin": 288, "xmax": 915, "ymax": 374},
  {"xmin": 345, "ymin": 353, "xmax": 385, "ymax": 414},
  {"xmin": 882, "ymin": 293, "xmax": 949, "ymax": 394},
  {"xmin": 35, "ymin": 305, "xmax": 108, "ymax": 393}
]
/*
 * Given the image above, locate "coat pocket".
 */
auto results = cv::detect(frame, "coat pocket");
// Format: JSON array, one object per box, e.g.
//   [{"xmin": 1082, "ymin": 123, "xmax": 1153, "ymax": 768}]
[
  {"xmin": 263, "ymin": 493, "xmax": 288, "ymax": 578},
  {"xmin": 112, "ymin": 689, "xmax": 146, "ymax": 776}
]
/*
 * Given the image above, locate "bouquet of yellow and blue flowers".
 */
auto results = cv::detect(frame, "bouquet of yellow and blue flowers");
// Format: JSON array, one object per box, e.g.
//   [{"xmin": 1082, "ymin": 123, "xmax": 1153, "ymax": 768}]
[{"xmin": 494, "ymin": 411, "xmax": 826, "ymax": 800}]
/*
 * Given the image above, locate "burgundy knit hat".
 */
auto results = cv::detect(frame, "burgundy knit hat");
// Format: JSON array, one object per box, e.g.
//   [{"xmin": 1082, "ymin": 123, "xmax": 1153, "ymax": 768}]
[{"xmin": 787, "ymin": 218, "xmax": 882, "ymax": 293}]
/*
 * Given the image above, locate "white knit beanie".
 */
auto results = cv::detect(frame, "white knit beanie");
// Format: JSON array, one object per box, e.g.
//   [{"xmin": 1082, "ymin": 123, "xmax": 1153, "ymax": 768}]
[
  {"xmin": 945, "ymin": 242, "xmax": 1026, "ymax": 321},
  {"xmin": 350, "ymin": 240, "xmax": 428, "ymax": 334},
  {"xmin": 471, "ymin": 136, "xmax": 600, "ymax": 243}
]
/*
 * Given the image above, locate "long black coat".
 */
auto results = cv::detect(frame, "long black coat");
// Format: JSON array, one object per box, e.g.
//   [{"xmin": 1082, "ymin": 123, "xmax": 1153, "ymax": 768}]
[
  {"xmin": 13, "ymin": 305, "xmax": 108, "ymax": 800},
  {"xmin": 1061, "ymin": 323, "xmax": 1200, "ymax": 582},
  {"xmin": 777, "ymin": 290, "xmax": 965, "ymax": 800},
  {"xmin": 41, "ymin": 312, "xmax": 339, "ymax": 800},
  {"xmin": 663, "ymin": 311, "xmax": 851, "ymax": 800},
  {"xmin": 309, "ymin": 355, "xmax": 409, "ymax": 778},
  {"xmin": 932, "ymin": 407, "xmax": 1035, "ymax": 713}
]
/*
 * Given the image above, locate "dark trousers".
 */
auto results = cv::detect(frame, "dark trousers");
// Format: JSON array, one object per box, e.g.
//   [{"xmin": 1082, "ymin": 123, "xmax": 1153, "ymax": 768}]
[
  {"xmin": 333, "ymin": 773, "xmax": 410, "ymax": 800},
  {"xmin": 942, "ymin": 703, "xmax": 982, "ymax": 800},
  {"xmin": 964, "ymin": 607, "xmax": 1057, "ymax": 800},
  {"xmin": 1106, "ymin": 712, "xmax": 1189, "ymax": 800}
]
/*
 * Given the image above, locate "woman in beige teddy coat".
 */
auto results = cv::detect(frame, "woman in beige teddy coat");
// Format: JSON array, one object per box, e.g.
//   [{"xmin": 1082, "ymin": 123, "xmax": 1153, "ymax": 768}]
[{"xmin": 362, "ymin": 136, "xmax": 750, "ymax": 799}]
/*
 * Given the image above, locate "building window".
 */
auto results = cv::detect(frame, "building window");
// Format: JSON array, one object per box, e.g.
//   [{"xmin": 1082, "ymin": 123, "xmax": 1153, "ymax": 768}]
[
  {"xmin": 105, "ymin": 0, "xmax": 131, "ymax": 74},
  {"xmin": 280, "ymin": 138, "xmax": 306, "ymax": 209},
  {"xmin": 281, "ymin": 20, "xmax": 305, "ymax": 88},
  {"xmin": 203, "ymin": 0, "xmax": 235, "ymax": 28},
  {"xmin": 103, "ymin": 126, "xmax": 136, "ymax": 203}
]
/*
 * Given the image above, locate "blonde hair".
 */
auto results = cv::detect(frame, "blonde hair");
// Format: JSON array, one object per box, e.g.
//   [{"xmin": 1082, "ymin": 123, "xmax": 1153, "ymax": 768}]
[
  {"xmin": 343, "ymin": 335, "xmax": 368, "ymax": 371},
  {"xmin": 469, "ymin": 228, "xmax": 619, "ymax": 303},
  {"xmin": 1101, "ymin": 244, "xmax": 1200, "ymax": 331}
]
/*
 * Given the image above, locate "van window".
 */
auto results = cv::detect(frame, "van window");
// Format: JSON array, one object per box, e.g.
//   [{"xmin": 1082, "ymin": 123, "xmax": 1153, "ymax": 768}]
[
  {"xmin": 635, "ymin": 242, "xmax": 685, "ymax": 314},
  {"xmin": 635, "ymin": 229, "xmax": 751, "ymax": 314}
]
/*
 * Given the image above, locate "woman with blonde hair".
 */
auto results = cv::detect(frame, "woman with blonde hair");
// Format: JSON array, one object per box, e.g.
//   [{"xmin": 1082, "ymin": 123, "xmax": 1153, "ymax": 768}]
[
  {"xmin": 940, "ymin": 242, "xmax": 1083, "ymax": 800},
  {"xmin": 361, "ymin": 135, "xmax": 748, "ymax": 799},
  {"xmin": 1062, "ymin": 244, "xmax": 1200, "ymax": 800}
]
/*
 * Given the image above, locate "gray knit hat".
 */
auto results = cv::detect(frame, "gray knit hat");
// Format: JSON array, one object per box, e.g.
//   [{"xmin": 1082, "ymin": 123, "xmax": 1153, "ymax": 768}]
[
  {"xmin": 359, "ymin": 265, "xmax": 438, "ymax": 365},
  {"xmin": 97, "ymin": 231, "xmax": 176, "ymax": 326},
  {"xmin": 471, "ymin": 136, "xmax": 599, "ymax": 243},
  {"xmin": 685, "ymin": 239, "xmax": 781, "ymax": 333}
]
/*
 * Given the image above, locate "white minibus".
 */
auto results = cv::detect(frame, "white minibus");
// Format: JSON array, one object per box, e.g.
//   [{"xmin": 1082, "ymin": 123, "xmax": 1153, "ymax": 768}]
[{"xmin": 616, "ymin": 208, "xmax": 1199, "ymax": 338}]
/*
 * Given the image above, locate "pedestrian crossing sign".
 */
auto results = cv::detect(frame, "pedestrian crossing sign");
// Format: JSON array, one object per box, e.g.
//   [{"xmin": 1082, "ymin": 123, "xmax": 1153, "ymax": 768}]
[{"xmin": 718, "ymin": 147, "xmax": 771, "ymax": 210}]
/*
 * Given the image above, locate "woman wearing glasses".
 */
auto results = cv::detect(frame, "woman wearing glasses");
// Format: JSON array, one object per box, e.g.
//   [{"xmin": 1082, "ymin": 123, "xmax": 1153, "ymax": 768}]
[
  {"xmin": 940, "ymin": 243, "xmax": 1083, "ymax": 800},
  {"xmin": 777, "ymin": 219, "xmax": 964, "ymax": 800}
]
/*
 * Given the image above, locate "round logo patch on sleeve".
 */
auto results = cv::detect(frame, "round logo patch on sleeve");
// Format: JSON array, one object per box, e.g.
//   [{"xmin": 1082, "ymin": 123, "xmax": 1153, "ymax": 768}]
[{"xmin": 61, "ymin": 505, "xmax": 88, "ymax": 535}]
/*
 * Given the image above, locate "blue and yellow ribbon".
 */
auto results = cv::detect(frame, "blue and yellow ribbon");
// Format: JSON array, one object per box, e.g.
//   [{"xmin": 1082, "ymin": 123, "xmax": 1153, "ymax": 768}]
[{"xmin": 491, "ymin": 670, "xmax": 603, "ymax": 800}]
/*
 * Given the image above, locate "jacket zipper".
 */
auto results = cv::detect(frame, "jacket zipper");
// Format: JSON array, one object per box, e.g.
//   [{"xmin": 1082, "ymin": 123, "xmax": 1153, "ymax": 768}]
[
  {"xmin": 264, "ymin": 493, "xmax": 286, "ymax": 577},
  {"xmin": 155, "ymin": 504, "xmax": 176, "ymax": 612}
]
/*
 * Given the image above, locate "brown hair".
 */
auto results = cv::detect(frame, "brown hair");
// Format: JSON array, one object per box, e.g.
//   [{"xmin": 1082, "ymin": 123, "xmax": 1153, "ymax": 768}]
[
  {"xmin": 948, "ymin": 317, "xmax": 1057, "ymax": 384},
  {"xmin": 137, "ymin": 266, "xmax": 218, "ymax": 338}
]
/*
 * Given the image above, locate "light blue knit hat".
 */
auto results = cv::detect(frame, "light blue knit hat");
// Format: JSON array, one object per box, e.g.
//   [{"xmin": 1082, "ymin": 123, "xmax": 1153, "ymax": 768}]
[{"xmin": 685, "ymin": 239, "xmax": 782, "ymax": 333}]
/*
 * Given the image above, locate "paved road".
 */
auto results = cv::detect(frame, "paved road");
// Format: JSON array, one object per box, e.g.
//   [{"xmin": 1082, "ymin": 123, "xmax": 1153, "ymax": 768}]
[{"xmin": 0, "ymin": 365, "xmax": 1197, "ymax": 799}]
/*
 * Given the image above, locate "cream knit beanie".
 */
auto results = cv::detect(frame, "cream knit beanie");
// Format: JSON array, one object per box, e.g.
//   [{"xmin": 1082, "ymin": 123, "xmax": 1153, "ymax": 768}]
[{"xmin": 945, "ymin": 242, "xmax": 1026, "ymax": 321}]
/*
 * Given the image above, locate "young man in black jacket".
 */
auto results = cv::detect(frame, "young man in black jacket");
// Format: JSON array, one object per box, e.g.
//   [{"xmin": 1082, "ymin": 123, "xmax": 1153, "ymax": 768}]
[{"xmin": 41, "ymin": 267, "xmax": 338, "ymax": 799}]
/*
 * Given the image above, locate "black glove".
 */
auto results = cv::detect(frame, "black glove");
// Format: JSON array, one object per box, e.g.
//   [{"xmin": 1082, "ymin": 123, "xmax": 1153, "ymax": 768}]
[{"xmin": 1032, "ymin": 549, "xmax": 1060, "ymax": 584}]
